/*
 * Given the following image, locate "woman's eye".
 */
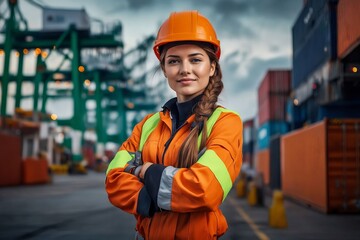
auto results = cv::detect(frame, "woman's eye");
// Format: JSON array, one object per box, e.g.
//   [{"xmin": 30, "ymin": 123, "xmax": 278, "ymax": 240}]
[
  {"xmin": 167, "ymin": 59, "xmax": 179, "ymax": 64},
  {"xmin": 191, "ymin": 58, "xmax": 202, "ymax": 63}
]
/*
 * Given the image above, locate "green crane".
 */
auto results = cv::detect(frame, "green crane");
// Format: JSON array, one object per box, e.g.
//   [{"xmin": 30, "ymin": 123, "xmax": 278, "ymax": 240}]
[{"xmin": 0, "ymin": 0, "xmax": 162, "ymax": 168}]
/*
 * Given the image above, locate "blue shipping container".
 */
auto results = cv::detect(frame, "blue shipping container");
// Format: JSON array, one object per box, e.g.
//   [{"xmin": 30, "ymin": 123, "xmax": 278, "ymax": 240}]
[
  {"xmin": 257, "ymin": 121, "xmax": 289, "ymax": 150},
  {"xmin": 286, "ymin": 99, "xmax": 304, "ymax": 130},
  {"xmin": 292, "ymin": 0, "xmax": 338, "ymax": 88},
  {"xmin": 243, "ymin": 141, "xmax": 255, "ymax": 154},
  {"xmin": 318, "ymin": 104, "xmax": 360, "ymax": 120},
  {"xmin": 292, "ymin": 0, "xmax": 328, "ymax": 48}
]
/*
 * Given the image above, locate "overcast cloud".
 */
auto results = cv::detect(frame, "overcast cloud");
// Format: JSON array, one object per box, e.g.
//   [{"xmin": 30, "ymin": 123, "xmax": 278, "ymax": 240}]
[{"xmin": 1, "ymin": 0, "xmax": 303, "ymax": 121}]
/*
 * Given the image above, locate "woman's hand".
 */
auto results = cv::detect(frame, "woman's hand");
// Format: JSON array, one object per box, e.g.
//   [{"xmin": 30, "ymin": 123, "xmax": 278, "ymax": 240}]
[{"xmin": 139, "ymin": 162, "xmax": 153, "ymax": 179}]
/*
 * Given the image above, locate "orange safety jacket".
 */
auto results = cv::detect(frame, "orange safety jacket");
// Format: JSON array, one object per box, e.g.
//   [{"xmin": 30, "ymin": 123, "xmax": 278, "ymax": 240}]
[{"xmin": 106, "ymin": 102, "xmax": 243, "ymax": 239}]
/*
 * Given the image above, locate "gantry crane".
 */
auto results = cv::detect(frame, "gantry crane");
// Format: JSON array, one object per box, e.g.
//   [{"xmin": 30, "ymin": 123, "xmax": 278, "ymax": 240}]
[{"xmin": 0, "ymin": 0, "xmax": 163, "ymax": 175}]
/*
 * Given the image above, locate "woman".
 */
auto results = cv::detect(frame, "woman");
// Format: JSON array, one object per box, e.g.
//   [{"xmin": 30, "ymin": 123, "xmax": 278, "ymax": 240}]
[{"xmin": 106, "ymin": 10, "xmax": 243, "ymax": 239}]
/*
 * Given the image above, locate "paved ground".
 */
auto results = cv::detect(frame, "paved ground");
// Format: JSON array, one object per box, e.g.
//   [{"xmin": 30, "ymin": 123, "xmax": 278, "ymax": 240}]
[{"xmin": 0, "ymin": 171, "xmax": 359, "ymax": 239}]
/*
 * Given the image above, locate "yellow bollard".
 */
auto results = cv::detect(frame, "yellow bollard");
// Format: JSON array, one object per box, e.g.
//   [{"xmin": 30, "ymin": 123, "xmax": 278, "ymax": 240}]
[
  {"xmin": 236, "ymin": 179, "xmax": 246, "ymax": 198},
  {"xmin": 247, "ymin": 181, "xmax": 257, "ymax": 206},
  {"xmin": 269, "ymin": 190, "xmax": 288, "ymax": 228}
]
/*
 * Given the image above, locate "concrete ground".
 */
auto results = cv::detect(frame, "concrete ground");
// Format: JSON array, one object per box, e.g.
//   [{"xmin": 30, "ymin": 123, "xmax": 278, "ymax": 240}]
[{"xmin": 0, "ymin": 171, "xmax": 359, "ymax": 240}]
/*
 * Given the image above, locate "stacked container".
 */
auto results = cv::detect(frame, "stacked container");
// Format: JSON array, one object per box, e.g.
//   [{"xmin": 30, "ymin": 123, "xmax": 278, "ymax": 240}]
[
  {"xmin": 256, "ymin": 70, "xmax": 291, "ymax": 185},
  {"xmin": 0, "ymin": 118, "xmax": 50, "ymax": 185},
  {"xmin": 243, "ymin": 119, "xmax": 256, "ymax": 168},
  {"xmin": 292, "ymin": 0, "xmax": 337, "ymax": 89},
  {"xmin": 291, "ymin": 0, "xmax": 360, "ymax": 126},
  {"xmin": 258, "ymin": 70, "xmax": 292, "ymax": 125}
]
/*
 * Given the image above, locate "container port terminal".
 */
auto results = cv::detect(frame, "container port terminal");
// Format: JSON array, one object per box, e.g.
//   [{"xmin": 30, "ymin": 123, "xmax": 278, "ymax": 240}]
[{"xmin": 1, "ymin": 0, "xmax": 360, "ymax": 239}]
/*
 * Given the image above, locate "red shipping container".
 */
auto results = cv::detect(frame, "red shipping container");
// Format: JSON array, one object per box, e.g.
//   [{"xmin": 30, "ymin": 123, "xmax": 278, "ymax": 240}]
[
  {"xmin": 0, "ymin": 131, "xmax": 22, "ymax": 186},
  {"xmin": 257, "ymin": 70, "xmax": 291, "ymax": 125},
  {"xmin": 82, "ymin": 145, "xmax": 96, "ymax": 168},
  {"xmin": 23, "ymin": 157, "xmax": 50, "ymax": 185},
  {"xmin": 243, "ymin": 118, "xmax": 255, "ymax": 144},
  {"xmin": 243, "ymin": 119, "xmax": 254, "ymax": 128},
  {"xmin": 258, "ymin": 94, "xmax": 289, "ymax": 126},
  {"xmin": 243, "ymin": 152, "xmax": 254, "ymax": 168},
  {"xmin": 337, "ymin": 0, "xmax": 360, "ymax": 58}
]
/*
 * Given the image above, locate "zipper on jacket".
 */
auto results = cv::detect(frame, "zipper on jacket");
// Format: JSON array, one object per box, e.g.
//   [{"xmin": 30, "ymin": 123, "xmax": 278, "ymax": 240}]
[{"xmin": 161, "ymin": 111, "xmax": 188, "ymax": 164}]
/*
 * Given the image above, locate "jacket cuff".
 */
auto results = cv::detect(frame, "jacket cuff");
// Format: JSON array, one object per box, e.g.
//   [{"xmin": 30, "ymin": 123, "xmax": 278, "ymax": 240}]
[
  {"xmin": 137, "ymin": 187, "xmax": 156, "ymax": 217},
  {"xmin": 144, "ymin": 164, "xmax": 166, "ymax": 207}
]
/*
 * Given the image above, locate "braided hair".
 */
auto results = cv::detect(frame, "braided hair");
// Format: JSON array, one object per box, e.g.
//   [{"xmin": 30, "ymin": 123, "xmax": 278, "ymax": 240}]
[{"xmin": 160, "ymin": 42, "xmax": 223, "ymax": 168}]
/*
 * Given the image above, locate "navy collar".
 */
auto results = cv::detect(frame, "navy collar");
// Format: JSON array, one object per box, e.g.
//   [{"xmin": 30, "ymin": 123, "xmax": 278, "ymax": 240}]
[
  {"xmin": 161, "ymin": 95, "xmax": 202, "ymax": 114},
  {"xmin": 162, "ymin": 97, "xmax": 177, "ymax": 113}
]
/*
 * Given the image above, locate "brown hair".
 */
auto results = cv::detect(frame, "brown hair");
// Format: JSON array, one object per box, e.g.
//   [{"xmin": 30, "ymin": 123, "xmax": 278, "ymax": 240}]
[{"xmin": 159, "ymin": 42, "xmax": 223, "ymax": 168}]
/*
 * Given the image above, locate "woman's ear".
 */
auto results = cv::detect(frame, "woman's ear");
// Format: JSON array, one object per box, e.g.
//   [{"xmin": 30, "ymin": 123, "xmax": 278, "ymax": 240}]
[
  {"xmin": 210, "ymin": 61, "xmax": 216, "ymax": 77},
  {"xmin": 161, "ymin": 66, "xmax": 167, "ymax": 78}
]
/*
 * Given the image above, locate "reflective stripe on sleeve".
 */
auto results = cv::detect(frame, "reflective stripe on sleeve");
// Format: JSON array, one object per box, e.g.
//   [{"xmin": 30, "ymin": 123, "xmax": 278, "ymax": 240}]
[
  {"xmin": 197, "ymin": 150, "xmax": 233, "ymax": 202},
  {"xmin": 106, "ymin": 150, "xmax": 134, "ymax": 175},
  {"xmin": 157, "ymin": 166, "xmax": 179, "ymax": 210}
]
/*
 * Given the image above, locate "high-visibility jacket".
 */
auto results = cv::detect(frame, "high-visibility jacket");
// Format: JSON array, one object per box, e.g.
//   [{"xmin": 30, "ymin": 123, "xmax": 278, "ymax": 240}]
[{"xmin": 106, "ymin": 106, "xmax": 243, "ymax": 239}]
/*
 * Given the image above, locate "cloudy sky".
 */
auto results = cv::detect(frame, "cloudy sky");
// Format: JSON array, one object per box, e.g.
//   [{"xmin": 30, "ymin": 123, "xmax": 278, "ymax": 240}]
[{"xmin": 2, "ymin": 0, "xmax": 303, "ymax": 122}]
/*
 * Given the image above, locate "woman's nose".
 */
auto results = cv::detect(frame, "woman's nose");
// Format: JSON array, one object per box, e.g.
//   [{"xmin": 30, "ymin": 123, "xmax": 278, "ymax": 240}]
[{"xmin": 179, "ymin": 61, "xmax": 191, "ymax": 75}]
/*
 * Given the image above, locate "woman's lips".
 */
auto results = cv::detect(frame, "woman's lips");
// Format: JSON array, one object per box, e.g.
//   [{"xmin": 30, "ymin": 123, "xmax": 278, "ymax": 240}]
[{"xmin": 177, "ymin": 78, "xmax": 196, "ymax": 84}]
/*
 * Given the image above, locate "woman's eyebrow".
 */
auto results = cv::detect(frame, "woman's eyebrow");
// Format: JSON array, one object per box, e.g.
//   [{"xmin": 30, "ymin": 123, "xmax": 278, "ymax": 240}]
[{"xmin": 166, "ymin": 52, "xmax": 204, "ymax": 58}]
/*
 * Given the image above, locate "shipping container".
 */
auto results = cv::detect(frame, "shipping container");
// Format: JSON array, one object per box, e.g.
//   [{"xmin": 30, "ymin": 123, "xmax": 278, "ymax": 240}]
[
  {"xmin": 243, "ymin": 152, "xmax": 254, "ymax": 168},
  {"xmin": 243, "ymin": 142, "xmax": 254, "ymax": 154},
  {"xmin": 281, "ymin": 118, "xmax": 360, "ymax": 213},
  {"xmin": 243, "ymin": 119, "xmax": 255, "ymax": 128},
  {"xmin": 257, "ymin": 121, "xmax": 289, "ymax": 150},
  {"xmin": 286, "ymin": 99, "xmax": 304, "ymax": 130},
  {"xmin": 290, "ymin": 99, "xmax": 360, "ymax": 129},
  {"xmin": 269, "ymin": 134, "xmax": 282, "ymax": 190},
  {"xmin": 259, "ymin": 94, "xmax": 290, "ymax": 126},
  {"xmin": 243, "ymin": 119, "xmax": 256, "ymax": 168},
  {"xmin": 258, "ymin": 70, "xmax": 292, "ymax": 106},
  {"xmin": 292, "ymin": 0, "xmax": 338, "ymax": 88},
  {"xmin": 255, "ymin": 149, "xmax": 270, "ymax": 185},
  {"xmin": 318, "ymin": 104, "xmax": 360, "ymax": 120},
  {"xmin": 258, "ymin": 70, "xmax": 291, "ymax": 126},
  {"xmin": 0, "ymin": 131, "xmax": 22, "ymax": 186},
  {"xmin": 293, "ymin": 0, "xmax": 329, "ymax": 48},
  {"xmin": 337, "ymin": 0, "xmax": 360, "ymax": 59},
  {"xmin": 243, "ymin": 118, "xmax": 256, "ymax": 144},
  {"xmin": 22, "ymin": 157, "xmax": 50, "ymax": 185},
  {"xmin": 82, "ymin": 140, "xmax": 96, "ymax": 168}
]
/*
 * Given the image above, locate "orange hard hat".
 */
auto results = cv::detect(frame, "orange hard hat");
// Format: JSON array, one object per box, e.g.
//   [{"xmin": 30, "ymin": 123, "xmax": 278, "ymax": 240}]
[{"xmin": 153, "ymin": 10, "xmax": 221, "ymax": 60}]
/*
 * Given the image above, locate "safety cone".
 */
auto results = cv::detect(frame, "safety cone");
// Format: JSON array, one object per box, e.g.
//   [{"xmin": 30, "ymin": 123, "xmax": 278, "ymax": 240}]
[
  {"xmin": 236, "ymin": 179, "xmax": 246, "ymax": 198},
  {"xmin": 269, "ymin": 190, "xmax": 288, "ymax": 228},
  {"xmin": 247, "ymin": 181, "xmax": 258, "ymax": 206}
]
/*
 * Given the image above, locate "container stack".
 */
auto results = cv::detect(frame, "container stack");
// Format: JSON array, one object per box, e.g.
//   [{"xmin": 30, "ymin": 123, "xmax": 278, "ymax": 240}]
[
  {"xmin": 291, "ymin": 0, "xmax": 360, "ymax": 127},
  {"xmin": 256, "ymin": 70, "xmax": 291, "ymax": 185},
  {"xmin": 275, "ymin": 0, "xmax": 360, "ymax": 213},
  {"xmin": 0, "ymin": 117, "xmax": 50, "ymax": 186},
  {"xmin": 243, "ymin": 119, "xmax": 256, "ymax": 168}
]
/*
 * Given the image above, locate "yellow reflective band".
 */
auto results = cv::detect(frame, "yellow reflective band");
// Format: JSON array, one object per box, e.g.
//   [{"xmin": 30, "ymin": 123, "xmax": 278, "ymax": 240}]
[
  {"xmin": 197, "ymin": 150, "xmax": 233, "ymax": 202},
  {"xmin": 197, "ymin": 108, "xmax": 239, "ymax": 148},
  {"xmin": 106, "ymin": 150, "xmax": 134, "ymax": 175},
  {"xmin": 139, "ymin": 112, "xmax": 160, "ymax": 151}
]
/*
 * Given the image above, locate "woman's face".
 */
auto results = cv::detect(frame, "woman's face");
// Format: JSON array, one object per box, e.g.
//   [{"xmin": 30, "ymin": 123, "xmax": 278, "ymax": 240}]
[{"xmin": 163, "ymin": 44, "xmax": 216, "ymax": 103}]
